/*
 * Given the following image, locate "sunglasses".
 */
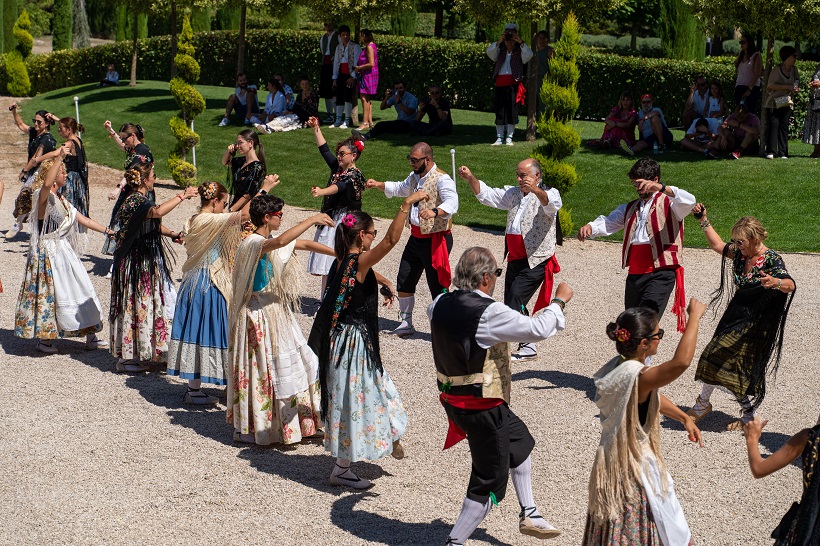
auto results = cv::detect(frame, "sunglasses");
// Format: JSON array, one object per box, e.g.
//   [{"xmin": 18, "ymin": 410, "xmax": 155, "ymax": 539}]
[
  {"xmin": 485, "ymin": 268, "xmax": 503, "ymax": 278},
  {"xmin": 645, "ymin": 329, "xmax": 665, "ymax": 341},
  {"xmin": 731, "ymin": 238, "xmax": 747, "ymax": 246},
  {"xmin": 337, "ymin": 150, "xmax": 354, "ymax": 158},
  {"xmin": 363, "ymin": 229, "xmax": 378, "ymax": 237},
  {"xmin": 271, "ymin": 211, "xmax": 283, "ymax": 218},
  {"xmin": 407, "ymin": 155, "xmax": 428, "ymax": 165},
  {"xmin": 33, "ymin": 118, "xmax": 45, "ymax": 125}
]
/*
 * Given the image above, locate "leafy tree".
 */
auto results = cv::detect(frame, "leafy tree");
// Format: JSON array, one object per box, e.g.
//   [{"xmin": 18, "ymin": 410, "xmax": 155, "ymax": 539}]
[
  {"xmin": 4, "ymin": 0, "xmax": 18, "ymax": 52},
  {"xmin": 53, "ymin": 0, "xmax": 73, "ymax": 50},
  {"xmin": 73, "ymin": 0, "xmax": 91, "ymax": 48},
  {"xmin": 659, "ymin": 0, "xmax": 704, "ymax": 61},
  {"xmin": 190, "ymin": 6, "xmax": 212, "ymax": 32},
  {"xmin": 6, "ymin": 9, "xmax": 33, "ymax": 96},
  {"xmin": 391, "ymin": 2, "xmax": 418, "ymax": 36},
  {"xmin": 607, "ymin": 0, "xmax": 660, "ymax": 50},
  {"xmin": 168, "ymin": 15, "xmax": 205, "ymax": 186},
  {"xmin": 531, "ymin": 12, "xmax": 581, "ymax": 235}
]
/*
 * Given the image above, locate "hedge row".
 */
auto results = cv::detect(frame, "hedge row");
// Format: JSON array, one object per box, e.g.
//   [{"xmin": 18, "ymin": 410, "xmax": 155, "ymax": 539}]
[{"xmin": 1, "ymin": 29, "xmax": 816, "ymax": 134}]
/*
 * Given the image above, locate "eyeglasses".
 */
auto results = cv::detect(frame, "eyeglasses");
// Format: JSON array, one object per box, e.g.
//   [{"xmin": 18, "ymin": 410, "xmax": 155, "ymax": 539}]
[
  {"xmin": 645, "ymin": 329, "xmax": 664, "ymax": 341},
  {"xmin": 731, "ymin": 238, "xmax": 747, "ymax": 246},
  {"xmin": 272, "ymin": 211, "xmax": 283, "ymax": 218},
  {"xmin": 484, "ymin": 268, "xmax": 503, "ymax": 278},
  {"xmin": 220, "ymin": 200, "xmax": 229, "ymax": 207},
  {"xmin": 120, "ymin": 133, "xmax": 133, "ymax": 141},
  {"xmin": 337, "ymin": 150, "xmax": 353, "ymax": 158},
  {"xmin": 363, "ymin": 229, "xmax": 378, "ymax": 237},
  {"xmin": 407, "ymin": 155, "xmax": 428, "ymax": 165}
]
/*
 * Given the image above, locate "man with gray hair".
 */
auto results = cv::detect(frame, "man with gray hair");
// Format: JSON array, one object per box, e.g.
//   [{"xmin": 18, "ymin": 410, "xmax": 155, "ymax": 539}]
[
  {"xmin": 457, "ymin": 159, "xmax": 562, "ymax": 362},
  {"xmin": 366, "ymin": 142, "xmax": 458, "ymax": 337},
  {"xmin": 427, "ymin": 246, "xmax": 573, "ymax": 545}
]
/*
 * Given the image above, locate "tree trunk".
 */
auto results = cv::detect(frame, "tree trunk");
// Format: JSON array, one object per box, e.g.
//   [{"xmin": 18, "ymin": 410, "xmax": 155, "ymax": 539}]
[
  {"xmin": 434, "ymin": 7, "xmax": 443, "ymax": 38},
  {"xmin": 630, "ymin": 21, "xmax": 637, "ymax": 51},
  {"xmin": 526, "ymin": 20, "xmax": 539, "ymax": 141},
  {"xmin": 237, "ymin": 0, "xmax": 246, "ymax": 75},
  {"xmin": 759, "ymin": 33, "xmax": 775, "ymax": 156},
  {"xmin": 130, "ymin": 14, "xmax": 138, "ymax": 87},
  {"xmin": 170, "ymin": 1, "xmax": 177, "ymax": 79}
]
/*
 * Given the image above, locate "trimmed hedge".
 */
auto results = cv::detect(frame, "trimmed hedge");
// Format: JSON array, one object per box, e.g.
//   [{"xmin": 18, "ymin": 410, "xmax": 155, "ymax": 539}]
[{"xmin": 1, "ymin": 29, "xmax": 816, "ymax": 136}]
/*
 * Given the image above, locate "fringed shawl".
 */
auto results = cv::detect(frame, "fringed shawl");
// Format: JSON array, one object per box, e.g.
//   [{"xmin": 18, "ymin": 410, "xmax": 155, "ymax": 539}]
[
  {"xmin": 29, "ymin": 189, "xmax": 85, "ymax": 259},
  {"xmin": 180, "ymin": 211, "xmax": 243, "ymax": 307},
  {"xmin": 588, "ymin": 356, "xmax": 669, "ymax": 522},
  {"xmin": 709, "ymin": 244, "xmax": 796, "ymax": 408},
  {"xmin": 790, "ymin": 424, "xmax": 820, "ymax": 545}
]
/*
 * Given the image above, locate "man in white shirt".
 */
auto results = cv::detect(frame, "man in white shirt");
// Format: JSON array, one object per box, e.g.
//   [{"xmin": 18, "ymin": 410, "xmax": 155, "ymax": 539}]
[
  {"xmin": 457, "ymin": 159, "xmax": 562, "ymax": 362},
  {"xmin": 428, "ymin": 246, "xmax": 572, "ymax": 545},
  {"xmin": 218, "ymin": 73, "xmax": 259, "ymax": 127},
  {"xmin": 683, "ymin": 75, "xmax": 710, "ymax": 129},
  {"xmin": 319, "ymin": 22, "xmax": 339, "ymax": 123},
  {"xmin": 486, "ymin": 23, "xmax": 533, "ymax": 146},
  {"xmin": 577, "ymin": 158, "xmax": 696, "ymax": 331},
  {"xmin": 365, "ymin": 143, "xmax": 459, "ymax": 336}
]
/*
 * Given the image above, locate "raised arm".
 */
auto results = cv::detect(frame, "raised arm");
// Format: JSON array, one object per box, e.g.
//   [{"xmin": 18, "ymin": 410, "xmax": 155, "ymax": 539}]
[
  {"xmin": 146, "ymin": 186, "xmax": 199, "ymax": 219},
  {"xmin": 307, "ymin": 116, "xmax": 327, "ymax": 147},
  {"xmin": 744, "ymin": 419, "xmax": 809, "ymax": 479},
  {"xmin": 104, "ymin": 120, "xmax": 127, "ymax": 151},
  {"xmin": 77, "ymin": 213, "xmax": 114, "ymax": 236},
  {"xmin": 692, "ymin": 203, "xmax": 730, "ymax": 255},
  {"xmin": 39, "ymin": 146, "xmax": 70, "ymax": 215},
  {"xmin": 261, "ymin": 213, "xmax": 334, "ymax": 253},
  {"xmin": 10, "ymin": 103, "xmax": 29, "ymax": 133},
  {"xmin": 637, "ymin": 298, "xmax": 706, "ymax": 398},
  {"xmin": 456, "ymin": 165, "xmax": 482, "ymax": 195},
  {"xmin": 357, "ymin": 191, "xmax": 429, "ymax": 272}
]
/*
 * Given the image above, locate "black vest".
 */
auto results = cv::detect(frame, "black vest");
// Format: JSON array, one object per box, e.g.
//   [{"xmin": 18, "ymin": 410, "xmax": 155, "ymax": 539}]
[{"xmin": 431, "ymin": 290, "xmax": 493, "ymax": 379}]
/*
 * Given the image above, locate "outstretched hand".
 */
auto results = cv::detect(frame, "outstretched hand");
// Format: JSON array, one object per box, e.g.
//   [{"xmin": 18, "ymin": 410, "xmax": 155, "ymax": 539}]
[
  {"xmin": 406, "ymin": 190, "xmax": 430, "ymax": 205},
  {"xmin": 684, "ymin": 418, "xmax": 704, "ymax": 447},
  {"xmin": 576, "ymin": 224, "xmax": 593, "ymax": 242},
  {"xmin": 313, "ymin": 213, "xmax": 334, "ymax": 227},
  {"xmin": 307, "ymin": 116, "xmax": 320, "ymax": 129},
  {"xmin": 743, "ymin": 416, "xmax": 768, "ymax": 442},
  {"xmin": 262, "ymin": 174, "xmax": 280, "ymax": 192},
  {"xmin": 692, "ymin": 203, "xmax": 706, "ymax": 220},
  {"xmin": 456, "ymin": 165, "xmax": 475, "ymax": 182}
]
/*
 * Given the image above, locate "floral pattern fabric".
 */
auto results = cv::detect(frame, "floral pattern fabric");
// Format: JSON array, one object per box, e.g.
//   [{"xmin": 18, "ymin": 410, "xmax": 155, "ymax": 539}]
[{"xmin": 15, "ymin": 249, "xmax": 59, "ymax": 340}]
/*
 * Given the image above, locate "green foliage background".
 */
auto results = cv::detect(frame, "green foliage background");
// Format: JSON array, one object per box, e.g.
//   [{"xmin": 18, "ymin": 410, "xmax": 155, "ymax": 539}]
[{"xmin": 52, "ymin": 0, "xmax": 73, "ymax": 51}]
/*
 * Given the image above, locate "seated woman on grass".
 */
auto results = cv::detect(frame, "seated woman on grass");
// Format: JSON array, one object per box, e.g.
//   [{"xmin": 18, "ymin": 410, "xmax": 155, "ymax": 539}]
[{"xmin": 587, "ymin": 92, "xmax": 638, "ymax": 152}]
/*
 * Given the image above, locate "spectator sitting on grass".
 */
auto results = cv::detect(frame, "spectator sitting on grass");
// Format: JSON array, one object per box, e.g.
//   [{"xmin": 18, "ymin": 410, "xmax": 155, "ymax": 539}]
[
  {"xmin": 352, "ymin": 80, "xmax": 418, "ymax": 141},
  {"xmin": 705, "ymin": 81, "xmax": 729, "ymax": 122},
  {"xmin": 588, "ymin": 91, "xmax": 637, "ymax": 152},
  {"xmin": 275, "ymin": 73, "xmax": 295, "ymax": 110},
  {"xmin": 413, "ymin": 85, "xmax": 453, "ymax": 137},
  {"xmin": 621, "ymin": 94, "xmax": 674, "ymax": 156},
  {"xmin": 251, "ymin": 78, "xmax": 287, "ymax": 126},
  {"xmin": 679, "ymin": 118, "xmax": 719, "ymax": 158},
  {"xmin": 716, "ymin": 104, "xmax": 761, "ymax": 160},
  {"xmin": 100, "ymin": 63, "xmax": 119, "ymax": 87},
  {"xmin": 218, "ymin": 73, "xmax": 259, "ymax": 127},
  {"xmin": 683, "ymin": 75, "xmax": 710, "ymax": 129}
]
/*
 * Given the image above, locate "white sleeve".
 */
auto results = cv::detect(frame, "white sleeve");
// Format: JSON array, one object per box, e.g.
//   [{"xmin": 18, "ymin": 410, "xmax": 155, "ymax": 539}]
[
  {"xmin": 667, "ymin": 187, "xmax": 696, "ymax": 221},
  {"xmin": 475, "ymin": 302, "xmax": 566, "ymax": 349},
  {"xmin": 427, "ymin": 293, "xmax": 445, "ymax": 320},
  {"xmin": 436, "ymin": 174, "xmax": 459, "ymax": 217},
  {"xmin": 383, "ymin": 174, "xmax": 413, "ymax": 199},
  {"xmin": 486, "ymin": 42, "xmax": 500, "ymax": 61},
  {"xmin": 475, "ymin": 181, "xmax": 512, "ymax": 210},
  {"xmin": 588, "ymin": 204, "xmax": 627, "ymax": 238},
  {"xmin": 520, "ymin": 43, "xmax": 534, "ymax": 64},
  {"xmin": 541, "ymin": 187, "xmax": 562, "ymax": 215}
]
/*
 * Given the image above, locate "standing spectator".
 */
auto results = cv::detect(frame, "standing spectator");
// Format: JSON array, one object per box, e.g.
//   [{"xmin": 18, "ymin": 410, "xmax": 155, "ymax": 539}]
[
  {"xmin": 706, "ymin": 81, "xmax": 729, "ymax": 121},
  {"xmin": 355, "ymin": 29, "xmax": 379, "ymax": 130},
  {"xmin": 588, "ymin": 92, "xmax": 637, "ymax": 151},
  {"xmin": 414, "ymin": 85, "xmax": 453, "ymax": 137},
  {"xmin": 218, "ymin": 73, "xmax": 259, "ymax": 127},
  {"xmin": 487, "ymin": 23, "xmax": 533, "ymax": 146},
  {"xmin": 352, "ymin": 80, "xmax": 418, "ymax": 141},
  {"xmin": 802, "ymin": 62, "xmax": 820, "ymax": 157},
  {"xmin": 682, "ymin": 75, "xmax": 710, "ymax": 129},
  {"xmin": 221, "ymin": 129, "xmax": 267, "ymax": 206},
  {"xmin": 319, "ymin": 23, "xmax": 340, "ymax": 123},
  {"xmin": 100, "ymin": 63, "xmax": 120, "ymax": 87},
  {"xmin": 535, "ymin": 30, "xmax": 555, "ymax": 120},
  {"xmin": 764, "ymin": 46, "xmax": 800, "ymax": 160},
  {"xmin": 274, "ymin": 73, "xmax": 295, "ymax": 110},
  {"xmin": 734, "ymin": 34, "xmax": 763, "ymax": 113},
  {"xmin": 716, "ymin": 104, "xmax": 761, "ymax": 159},
  {"xmin": 626, "ymin": 95, "xmax": 674, "ymax": 155},
  {"xmin": 332, "ymin": 25, "xmax": 362, "ymax": 129}
]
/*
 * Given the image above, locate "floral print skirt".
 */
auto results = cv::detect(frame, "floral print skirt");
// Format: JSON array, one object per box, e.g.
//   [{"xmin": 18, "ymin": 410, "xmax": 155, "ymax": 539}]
[
  {"xmin": 110, "ymin": 262, "xmax": 176, "ymax": 362},
  {"xmin": 60, "ymin": 171, "xmax": 89, "ymax": 222},
  {"xmin": 324, "ymin": 323, "xmax": 407, "ymax": 462},
  {"xmin": 228, "ymin": 297, "xmax": 322, "ymax": 446}
]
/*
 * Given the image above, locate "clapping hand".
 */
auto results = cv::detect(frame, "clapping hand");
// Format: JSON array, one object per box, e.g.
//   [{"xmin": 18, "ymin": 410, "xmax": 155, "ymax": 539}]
[
  {"xmin": 758, "ymin": 272, "xmax": 782, "ymax": 290},
  {"xmin": 262, "ymin": 174, "xmax": 280, "ymax": 192},
  {"xmin": 307, "ymin": 117, "xmax": 320, "ymax": 128}
]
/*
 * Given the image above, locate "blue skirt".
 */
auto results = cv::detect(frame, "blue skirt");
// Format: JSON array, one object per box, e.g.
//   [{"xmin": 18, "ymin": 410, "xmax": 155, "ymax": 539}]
[{"xmin": 167, "ymin": 269, "xmax": 229, "ymax": 385}]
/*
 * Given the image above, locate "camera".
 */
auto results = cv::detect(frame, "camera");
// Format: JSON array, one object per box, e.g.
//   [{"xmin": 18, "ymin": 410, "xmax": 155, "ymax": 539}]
[
  {"xmin": 504, "ymin": 31, "xmax": 513, "ymax": 40},
  {"xmin": 387, "ymin": 89, "xmax": 394, "ymax": 96}
]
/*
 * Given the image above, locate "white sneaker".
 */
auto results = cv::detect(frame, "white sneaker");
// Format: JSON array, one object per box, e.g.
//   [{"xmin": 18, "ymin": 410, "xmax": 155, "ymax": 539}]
[
  {"xmin": 511, "ymin": 342, "xmax": 537, "ymax": 362},
  {"xmin": 333, "ymin": 118, "xmax": 343, "ymax": 128},
  {"xmin": 36, "ymin": 341, "xmax": 58, "ymax": 354},
  {"xmin": 389, "ymin": 322, "xmax": 415, "ymax": 337},
  {"xmin": 218, "ymin": 117, "xmax": 230, "ymax": 127},
  {"xmin": 765, "ymin": 153, "xmax": 774, "ymax": 160},
  {"xmin": 505, "ymin": 137, "xmax": 514, "ymax": 146},
  {"xmin": 86, "ymin": 336, "xmax": 109, "ymax": 350},
  {"xmin": 254, "ymin": 123, "xmax": 271, "ymax": 134},
  {"xmin": 491, "ymin": 137, "xmax": 504, "ymax": 146},
  {"xmin": 6, "ymin": 222, "xmax": 21, "ymax": 238},
  {"xmin": 338, "ymin": 121, "xmax": 349, "ymax": 129}
]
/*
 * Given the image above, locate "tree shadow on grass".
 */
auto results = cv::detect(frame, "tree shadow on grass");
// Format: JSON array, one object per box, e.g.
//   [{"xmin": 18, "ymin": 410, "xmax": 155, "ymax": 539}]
[
  {"xmin": 46, "ymin": 85, "xmax": 171, "ymax": 106},
  {"xmin": 126, "ymin": 97, "xmax": 183, "ymax": 114},
  {"xmin": 330, "ymin": 492, "xmax": 514, "ymax": 545},
  {"xmin": 512, "ymin": 368, "xmax": 596, "ymax": 401}
]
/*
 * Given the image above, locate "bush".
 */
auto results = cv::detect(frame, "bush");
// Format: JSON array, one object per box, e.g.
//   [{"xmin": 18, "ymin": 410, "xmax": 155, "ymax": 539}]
[
  {"xmin": 581, "ymin": 34, "xmax": 662, "ymax": 58},
  {"xmin": 5, "ymin": 10, "xmax": 32, "ymax": 96},
  {"xmin": 168, "ymin": 16, "xmax": 203, "ymax": 187}
]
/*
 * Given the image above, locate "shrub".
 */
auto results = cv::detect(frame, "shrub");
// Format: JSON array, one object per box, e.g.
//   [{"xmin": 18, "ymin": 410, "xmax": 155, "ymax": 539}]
[
  {"xmin": 52, "ymin": 0, "xmax": 72, "ymax": 51},
  {"xmin": 6, "ymin": 10, "xmax": 32, "ymax": 96},
  {"xmin": 533, "ymin": 14, "xmax": 582, "ymax": 235},
  {"xmin": 168, "ymin": 16, "xmax": 204, "ymax": 187}
]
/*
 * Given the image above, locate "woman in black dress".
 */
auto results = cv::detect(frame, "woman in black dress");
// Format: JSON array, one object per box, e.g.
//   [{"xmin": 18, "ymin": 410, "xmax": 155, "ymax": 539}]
[{"xmin": 221, "ymin": 129, "xmax": 267, "ymax": 206}]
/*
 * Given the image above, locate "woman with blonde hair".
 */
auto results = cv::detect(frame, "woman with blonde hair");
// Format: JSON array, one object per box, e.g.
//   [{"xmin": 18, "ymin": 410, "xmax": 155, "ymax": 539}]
[
  {"xmin": 228, "ymin": 196, "xmax": 335, "ymax": 445},
  {"xmin": 584, "ymin": 301, "xmax": 705, "ymax": 545},
  {"xmin": 14, "ymin": 147, "xmax": 111, "ymax": 354},
  {"xmin": 687, "ymin": 207, "xmax": 796, "ymax": 430},
  {"xmin": 167, "ymin": 175, "xmax": 279, "ymax": 404},
  {"xmin": 109, "ymin": 162, "xmax": 198, "ymax": 372}
]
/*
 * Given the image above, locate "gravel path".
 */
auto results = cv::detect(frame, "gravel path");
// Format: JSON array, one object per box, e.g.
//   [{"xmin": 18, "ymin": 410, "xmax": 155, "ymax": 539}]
[{"xmin": 1, "ymin": 97, "xmax": 818, "ymax": 545}]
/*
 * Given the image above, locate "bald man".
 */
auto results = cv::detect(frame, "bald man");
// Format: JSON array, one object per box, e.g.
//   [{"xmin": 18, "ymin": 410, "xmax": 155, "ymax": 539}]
[
  {"xmin": 457, "ymin": 159, "xmax": 562, "ymax": 362},
  {"xmin": 366, "ymin": 143, "xmax": 459, "ymax": 337}
]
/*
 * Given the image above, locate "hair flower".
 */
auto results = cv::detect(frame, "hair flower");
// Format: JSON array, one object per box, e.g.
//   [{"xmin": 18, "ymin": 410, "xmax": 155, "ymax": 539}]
[
  {"xmin": 353, "ymin": 140, "xmax": 364, "ymax": 152},
  {"xmin": 615, "ymin": 328, "xmax": 631, "ymax": 343},
  {"xmin": 343, "ymin": 213, "xmax": 356, "ymax": 228},
  {"xmin": 201, "ymin": 181, "xmax": 218, "ymax": 200}
]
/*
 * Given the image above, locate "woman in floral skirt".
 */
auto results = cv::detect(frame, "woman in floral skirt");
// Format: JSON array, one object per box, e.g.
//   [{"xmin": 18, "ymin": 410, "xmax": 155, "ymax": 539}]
[
  {"xmin": 308, "ymin": 192, "xmax": 428, "ymax": 490},
  {"xmin": 228, "ymin": 195, "xmax": 334, "ymax": 445},
  {"xmin": 109, "ymin": 163, "xmax": 198, "ymax": 372},
  {"xmin": 584, "ymin": 302, "xmax": 705, "ymax": 546},
  {"xmin": 15, "ymin": 147, "xmax": 110, "ymax": 354}
]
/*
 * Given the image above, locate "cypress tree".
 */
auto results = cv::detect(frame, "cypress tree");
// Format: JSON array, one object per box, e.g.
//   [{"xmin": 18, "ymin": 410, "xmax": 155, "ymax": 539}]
[
  {"xmin": 659, "ymin": 0, "xmax": 705, "ymax": 61},
  {"xmin": 52, "ymin": 0, "xmax": 73, "ymax": 50},
  {"xmin": 3, "ymin": 0, "xmax": 17, "ymax": 52},
  {"xmin": 190, "ymin": 7, "xmax": 211, "ymax": 33}
]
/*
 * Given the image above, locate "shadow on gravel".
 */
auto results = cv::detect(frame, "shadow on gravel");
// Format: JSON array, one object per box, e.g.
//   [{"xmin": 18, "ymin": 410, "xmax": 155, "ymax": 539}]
[
  {"xmin": 512, "ymin": 368, "xmax": 596, "ymax": 400},
  {"xmin": 82, "ymin": 253, "xmax": 114, "ymax": 277},
  {"xmin": 239, "ymin": 450, "xmax": 391, "ymax": 495},
  {"xmin": 331, "ymin": 493, "xmax": 513, "ymax": 545}
]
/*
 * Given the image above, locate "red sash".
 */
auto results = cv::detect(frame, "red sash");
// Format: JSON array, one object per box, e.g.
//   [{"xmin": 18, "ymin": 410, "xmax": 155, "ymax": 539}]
[
  {"xmin": 628, "ymin": 244, "xmax": 656, "ymax": 274},
  {"xmin": 628, "ymin": 245, "xmax": 687, "ymax": 332},
  {"xmin": 340, "ymin": 63, "xmax": 350, "ymax": 75},
  {"xmin": 506, "ymin": 234, "xmax": 560, "ymax": 314},
  {"xmin": 440, "ymin": 393, "xmax": 504, "ymax": 449},
  {"xmin": 495, "ymin": 74, "xmax": 515, "ymax": 87},
  {"xmin": 323, "ymin": 54, "xmax": 332, "ymax": 65},
  {"xmin": 505, "ymin": 233, "xmax": 527, "ymax": 261},
  {"xmin": 411, "ymin": 225, "xmax": 452, "ymax": 289}
]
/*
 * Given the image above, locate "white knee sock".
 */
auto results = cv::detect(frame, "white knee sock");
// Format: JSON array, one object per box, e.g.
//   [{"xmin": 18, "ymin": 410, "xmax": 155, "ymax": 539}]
[
  {"xmin": 449, "ymin": 497, "xmax": 492, "ymax": 544},
  {"xmin": 344, "ymin": 103, "xmax": 352, "ymax": 121},
  {"xmin": 699, "ymin": 383, "xmax": 716, "ymax": 402},
  {"xmin": 320, "ymin": 275, "xmax": 328, "ymax": 296},
  {"xmin": 511, "ymin": 455, "xmax": 535, "ymax": 508},
  {"xmin": 325, "ymin": 98, "xmax": 335, "ymax": 116},
  {"xmin": 495, "ymin": 125, "xmax": 504, "ymax": 140},
  {"xmin": 506, "ymin": 124, "xmax": 515, "ymax": 138},
  {"xmin": 397, "ymin": 295, "xmax": 415, "ymax": 327}
]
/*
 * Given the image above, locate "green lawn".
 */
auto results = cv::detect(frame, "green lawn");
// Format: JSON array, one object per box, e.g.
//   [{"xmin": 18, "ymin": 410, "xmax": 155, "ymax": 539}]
[{"xmin": 25, "ymin": 80, "xmax": 819, "ymax": 252}]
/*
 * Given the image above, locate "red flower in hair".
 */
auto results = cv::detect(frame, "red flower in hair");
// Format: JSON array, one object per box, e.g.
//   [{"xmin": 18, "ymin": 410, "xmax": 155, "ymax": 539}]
[{"xmin": 353, "ymin": 140, "xmax": 364, "ymax": 152}]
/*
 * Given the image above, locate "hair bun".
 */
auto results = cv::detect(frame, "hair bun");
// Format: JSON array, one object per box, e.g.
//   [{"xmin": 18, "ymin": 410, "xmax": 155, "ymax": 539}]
[{"xmin": 124, "ymin": 169, "xmax": 141, "ymax": 188}]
